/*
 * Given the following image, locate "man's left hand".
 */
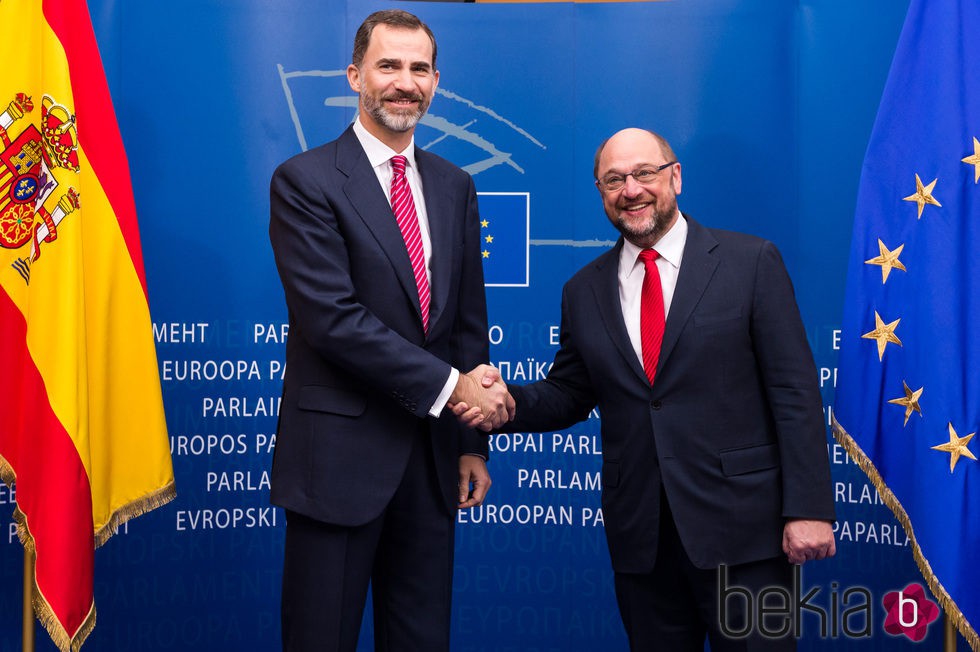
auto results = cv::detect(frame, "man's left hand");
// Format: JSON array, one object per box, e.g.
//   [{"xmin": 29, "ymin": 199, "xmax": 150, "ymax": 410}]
[
  {"xmin": 782, "ymin": 519, "xmax": 836, "ymax": 564},
  {"xmin": 458, "ymin": 455, "xmax": 492, "ymax": 509}
]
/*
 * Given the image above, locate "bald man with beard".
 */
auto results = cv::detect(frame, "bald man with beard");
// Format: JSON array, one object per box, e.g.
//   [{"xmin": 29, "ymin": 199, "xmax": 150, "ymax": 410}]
[{"xmin": 462, "ymin": 128, "xmax": 836, "ymax": 651}]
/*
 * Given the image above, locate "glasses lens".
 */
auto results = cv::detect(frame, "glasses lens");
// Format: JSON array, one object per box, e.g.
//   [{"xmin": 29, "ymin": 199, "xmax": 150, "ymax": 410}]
[
  {"xmin": 601, "ymin": 175, "xmax": 624, "ymax": 191},
  {"xmin": 632, "ymin": 169, "xmax": 657, "ymax": 183}
]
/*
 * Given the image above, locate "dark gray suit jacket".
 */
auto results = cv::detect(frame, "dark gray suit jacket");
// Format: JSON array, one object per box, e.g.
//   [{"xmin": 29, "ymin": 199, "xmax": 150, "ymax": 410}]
[
  {"xmin": 506, "ymin": 215, "xmax": 835, "ymax": 573},
  {"xmin": 268, "ymin": 126, "xmax": 489, "ymax": 526}
]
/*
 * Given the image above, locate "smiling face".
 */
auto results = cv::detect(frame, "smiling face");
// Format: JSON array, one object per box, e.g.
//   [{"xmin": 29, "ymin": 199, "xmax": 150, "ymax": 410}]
[
  {"xmin": 347, "ymin": 24, "xmax": 439, "ymax": 151},
  {"xmin": 595, "ymin": 128, "xmax": 682, "ymax": 249}
]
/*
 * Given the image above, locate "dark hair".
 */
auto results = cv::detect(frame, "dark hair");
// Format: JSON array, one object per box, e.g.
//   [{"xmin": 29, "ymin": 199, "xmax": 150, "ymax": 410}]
[
  {"xmin": 593, "ymin": 129, "xmax": 678, "ymax": 178},
  {"xmin": 352, "ymin": 9, "xmax": 437, "ymax": 68}
]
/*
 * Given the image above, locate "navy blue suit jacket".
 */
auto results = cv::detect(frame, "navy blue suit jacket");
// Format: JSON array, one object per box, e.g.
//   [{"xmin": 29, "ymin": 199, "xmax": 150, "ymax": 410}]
[
  {"xmin": 506, "ymin": 216, "xmax": 835, "ymax": 573},
  {"xmin": 268, "ymin": 126, "xmax": 489, "ymax": 526}
]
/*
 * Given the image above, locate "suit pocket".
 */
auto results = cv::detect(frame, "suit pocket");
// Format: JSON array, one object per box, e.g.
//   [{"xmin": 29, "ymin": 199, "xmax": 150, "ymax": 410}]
[
  {"xmin": 719, "ymin": 443, "xmax": 779, "ymax": 476},
  {"xmin": 297, "ymin": 385, "xmax": 367, "ymax": 417}
]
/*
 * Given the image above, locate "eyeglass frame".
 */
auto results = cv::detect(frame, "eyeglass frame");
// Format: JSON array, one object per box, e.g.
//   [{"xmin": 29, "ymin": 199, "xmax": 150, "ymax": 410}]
[{"xmin": 595, "ymin": 161, "xmax": 677, "ymax": 192}]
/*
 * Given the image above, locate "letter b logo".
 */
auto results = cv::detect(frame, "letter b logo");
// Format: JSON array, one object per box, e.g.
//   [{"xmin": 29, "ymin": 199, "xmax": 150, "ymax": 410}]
[{"xmin": 882, "ymin": 583, "xmax": 939, "ymax": 642}]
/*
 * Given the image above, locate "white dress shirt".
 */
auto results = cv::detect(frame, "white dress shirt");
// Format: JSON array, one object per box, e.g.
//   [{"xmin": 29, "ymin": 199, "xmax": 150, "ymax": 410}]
[{"xmin": 618, "ymin": 213, "xmax": 688, "ymax": 366}]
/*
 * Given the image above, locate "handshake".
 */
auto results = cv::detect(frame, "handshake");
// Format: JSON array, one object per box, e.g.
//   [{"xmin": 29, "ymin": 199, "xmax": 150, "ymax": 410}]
[{"xmin": 448, "ymin": 364, "xmax": 515, "ymax": 431}]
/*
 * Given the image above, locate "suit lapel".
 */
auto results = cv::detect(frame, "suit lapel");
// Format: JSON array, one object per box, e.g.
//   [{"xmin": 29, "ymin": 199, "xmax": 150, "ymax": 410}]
[
  {"xmin": 336, "ymin": 128, "xmax": 426, "ymax": 330},
  {"xmin": 589, "ymin": 240, "xmax": 649, "ymax": 386},
  {"xmin": 658, "ymin": 216, "xmax": 720, "ymax": 372},
  {"xmin": 417, "ymin": 149, "xmax": 453, "ymax": 332}
]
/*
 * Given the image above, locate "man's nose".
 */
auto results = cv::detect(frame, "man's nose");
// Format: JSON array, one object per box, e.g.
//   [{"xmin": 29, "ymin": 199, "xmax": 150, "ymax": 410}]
[
  {"xmin": 392, "ymin": 69, "xmax": 414, "ymax": 90},
  {"xmin": 622, "ymin": 174, "xmax": 644, "ymax": 196}
]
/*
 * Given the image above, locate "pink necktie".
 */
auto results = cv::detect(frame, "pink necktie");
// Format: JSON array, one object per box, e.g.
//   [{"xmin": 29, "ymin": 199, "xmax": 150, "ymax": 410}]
[
  {"xmin": 390, "ymin": 155, "xmax": 430, "ymax": 333},
  {"xmin": 638, "ymin": 249, "xmax": 664, "ymax": 385}
]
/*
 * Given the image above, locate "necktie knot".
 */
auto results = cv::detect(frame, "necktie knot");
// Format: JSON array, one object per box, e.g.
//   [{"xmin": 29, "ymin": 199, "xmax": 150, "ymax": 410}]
[
  {"xmin": 391, "ymin": 154, "xmax": 407, "ymax": 177},
  {"xmin": 638, "ymin": 248, "xmax": 659, "ymax": 267}
]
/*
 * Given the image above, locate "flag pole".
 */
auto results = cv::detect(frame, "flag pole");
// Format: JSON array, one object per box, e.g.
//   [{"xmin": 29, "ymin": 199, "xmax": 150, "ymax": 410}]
[
  {"xmin": 23, "ymin": 548, "xmax": 35, "ymax": 652},
  {"xmin": 945, "ymin": 615, "xmax": 957, "ymax": 652}
]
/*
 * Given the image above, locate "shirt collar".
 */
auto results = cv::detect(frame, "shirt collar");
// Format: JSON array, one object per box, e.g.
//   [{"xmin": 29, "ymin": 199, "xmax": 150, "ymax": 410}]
[
  {"xmin": 620, "ymin": 210, "xmax": 688, "ymax": 279},
  {"xmin": 352, "ymin": 117, "xmax": 418, "ymax": 171}
]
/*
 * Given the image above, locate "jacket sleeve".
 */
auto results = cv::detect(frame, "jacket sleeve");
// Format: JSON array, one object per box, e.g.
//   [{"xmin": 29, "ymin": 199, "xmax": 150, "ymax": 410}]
[
  {"xmin": 751, "ymin": 241, "xmax": 836, "ymax": 521},
  {"xmin": 451, "ymin": 174, "xmax": 492, "ymax": 457},
  {"xmin": 503, "ymin": 284, "xmax": 598, "ymax": 434}
]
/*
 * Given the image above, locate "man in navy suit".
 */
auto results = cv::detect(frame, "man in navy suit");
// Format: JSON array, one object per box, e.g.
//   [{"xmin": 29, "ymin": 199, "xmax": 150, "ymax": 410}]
[
  {"xmin": 269, "ymin": 10, "xmax": 512, "ymax": 652},
  {"xmin": 461, "ymin": 128, "xmax": 836, "ymax": 650}
]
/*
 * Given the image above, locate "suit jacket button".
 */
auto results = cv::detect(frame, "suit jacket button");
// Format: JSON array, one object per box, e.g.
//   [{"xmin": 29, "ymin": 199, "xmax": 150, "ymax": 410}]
[{"xmin": 651, "ymin": 400, "xmax": 662, "ymax": 410}]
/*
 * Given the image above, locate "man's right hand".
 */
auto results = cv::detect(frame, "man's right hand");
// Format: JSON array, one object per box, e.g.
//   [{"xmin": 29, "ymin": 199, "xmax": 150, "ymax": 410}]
[{"xmin": 449, "ymin": 364, "xmax": 514, "ymax": 431}]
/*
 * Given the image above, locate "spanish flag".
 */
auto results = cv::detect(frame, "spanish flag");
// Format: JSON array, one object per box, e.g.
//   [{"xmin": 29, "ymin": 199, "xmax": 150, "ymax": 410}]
[{"xmin": 0, "ymin": 1, "xmax": 175, "ymax": 650}]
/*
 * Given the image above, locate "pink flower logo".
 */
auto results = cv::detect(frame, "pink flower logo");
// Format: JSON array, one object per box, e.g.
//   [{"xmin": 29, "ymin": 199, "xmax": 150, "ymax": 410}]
[{"xmin": 882, "ymin": 583, "xmax": 940, "ymax": 641}]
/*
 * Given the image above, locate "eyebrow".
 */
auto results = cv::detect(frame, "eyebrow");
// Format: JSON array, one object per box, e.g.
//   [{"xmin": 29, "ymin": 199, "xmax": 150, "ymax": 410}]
[
  {"xmin": 375, "ymin": 57, "xmax": 432, "ymax": 72},
  {"xmin": 601, "ymin": 163, "xmax": 658, "ymax": 175}
]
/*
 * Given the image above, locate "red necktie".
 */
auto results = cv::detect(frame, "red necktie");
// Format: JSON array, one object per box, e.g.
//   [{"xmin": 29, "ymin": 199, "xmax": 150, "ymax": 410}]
[
  {"xmin": 390, "ymin": 155, "xmax": 430, "ymax": 333},
  {"xmin": 638, "ymin": 249, "xmax": 664, "ymax": 385}
]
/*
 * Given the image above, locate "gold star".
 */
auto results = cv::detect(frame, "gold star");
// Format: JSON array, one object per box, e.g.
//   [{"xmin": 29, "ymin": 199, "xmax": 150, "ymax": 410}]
[
  {"xmin": 962, "ymin": 137, "xmax": 980, "ymax": 183},
  {"xmin": 481, "ymin": 219, "xmax": 489, "ymax": 228},
  {"xmin": 485, "ymin": 235, "xmax": 494, "ymax": 244},
  {"xmin": 887, "ymin": 380, "xmax": 923, "ymax": 426},
  {"xmin": 931, "ymin": 423, "xmax": 977, "ymax": 473},
  {"xmin": 865, "ymin": 239, "xmax": 906, "ymax": 284},
  {"xmin": 482, "ymin": 250, "xmax": 490, "ymax": 258},
  {"xmin": 861, "ymin": 311, "xmax": 902, "ymax": 361},
  {"xmin": 902, "ymin": 174, "xmax": 942, "ymax": 219}
]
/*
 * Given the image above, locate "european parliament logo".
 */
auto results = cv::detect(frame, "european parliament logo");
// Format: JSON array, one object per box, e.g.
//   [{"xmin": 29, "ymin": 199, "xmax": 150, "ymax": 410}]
[{"xmin": 477, "ymin": 192, "xmax": 529, "ymax": 287}]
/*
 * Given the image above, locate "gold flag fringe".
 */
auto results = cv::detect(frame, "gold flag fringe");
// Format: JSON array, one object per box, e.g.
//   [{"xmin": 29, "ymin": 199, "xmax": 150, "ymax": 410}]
[
  {"xmin": 1, "ymin": 454, "xmax": 176, "ymax": 651},
  {"xmin": 94, "ymin": 480, "xmax": 176, "ymax": 548},
  {"xmin": 832, "ymin": 415, "xmax": 979, "ymax": 651},
  {"xmin": 21, "ymin": 516, "xmax": 97, "ymax": 652}
]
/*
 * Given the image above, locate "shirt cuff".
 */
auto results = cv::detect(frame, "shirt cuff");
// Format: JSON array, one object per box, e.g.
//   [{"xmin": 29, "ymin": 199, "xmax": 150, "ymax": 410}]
[{"xmin": 429, "ymin": 367, "xmax": 459, "ymax": 417}]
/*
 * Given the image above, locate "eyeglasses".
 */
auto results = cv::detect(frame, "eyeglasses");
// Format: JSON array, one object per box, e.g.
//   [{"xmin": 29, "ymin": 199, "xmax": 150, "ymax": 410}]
[{"xmin": 596, "ymin": 161, "xmax": 677, "ymax": 192}]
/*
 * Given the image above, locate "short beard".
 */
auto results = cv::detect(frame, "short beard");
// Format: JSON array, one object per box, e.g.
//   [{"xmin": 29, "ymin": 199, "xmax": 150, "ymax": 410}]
[
  {"xmin": 612, "ymin": 194, "xmax": 678, "ymax": 247},
  {"xmin": 362, "ymin": 92, "xmax": 428, "ymax": 133}
]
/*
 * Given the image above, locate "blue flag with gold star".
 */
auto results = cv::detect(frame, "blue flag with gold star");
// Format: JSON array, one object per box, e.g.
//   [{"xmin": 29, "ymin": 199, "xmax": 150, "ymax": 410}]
[
  {"xmin": 833, "ymin": 0, "xmax": 980, "ymax": 646},
  {"xmin": 477, "ymin": 192, "xmax": 530, "ymax": 287}
]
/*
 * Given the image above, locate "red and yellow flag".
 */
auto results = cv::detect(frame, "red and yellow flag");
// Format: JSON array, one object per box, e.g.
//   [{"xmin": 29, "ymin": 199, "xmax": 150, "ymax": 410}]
[{"xmin": 0, "ymin": 1, "xmax": 175, "ymax": 650}]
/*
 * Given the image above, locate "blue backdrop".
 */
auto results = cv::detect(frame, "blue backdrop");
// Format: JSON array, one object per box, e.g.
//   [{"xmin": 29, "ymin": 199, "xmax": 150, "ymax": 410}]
[{"xmin": 4, "ymin": 0, "xmax": 959, "ymax": 650}]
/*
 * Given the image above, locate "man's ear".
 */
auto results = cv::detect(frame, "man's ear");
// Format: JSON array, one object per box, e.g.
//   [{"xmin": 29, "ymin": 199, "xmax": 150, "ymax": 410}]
[{"xmin": 347, "ymin": 64, "xmax": 361, "ymax": 93}]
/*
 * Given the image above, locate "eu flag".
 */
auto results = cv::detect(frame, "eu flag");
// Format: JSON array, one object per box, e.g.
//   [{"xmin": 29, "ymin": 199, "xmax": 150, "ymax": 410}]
[
  {"xmin": 477, "ymin": 192, "xmax": 530, "ymax": 287},
  {"xmin": 833, "ymin": 0, "xmax": 980, "ymax": 647}
]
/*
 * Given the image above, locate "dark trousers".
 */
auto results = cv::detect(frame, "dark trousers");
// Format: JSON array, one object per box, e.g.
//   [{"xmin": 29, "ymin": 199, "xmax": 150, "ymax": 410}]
[
  {"xmin": 614, "ymin": 496, "xmax": 795, "ymax": 652},
  {"xmin": 281, "ymin": 428, "xmax": 454, "ymax": 652}
]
